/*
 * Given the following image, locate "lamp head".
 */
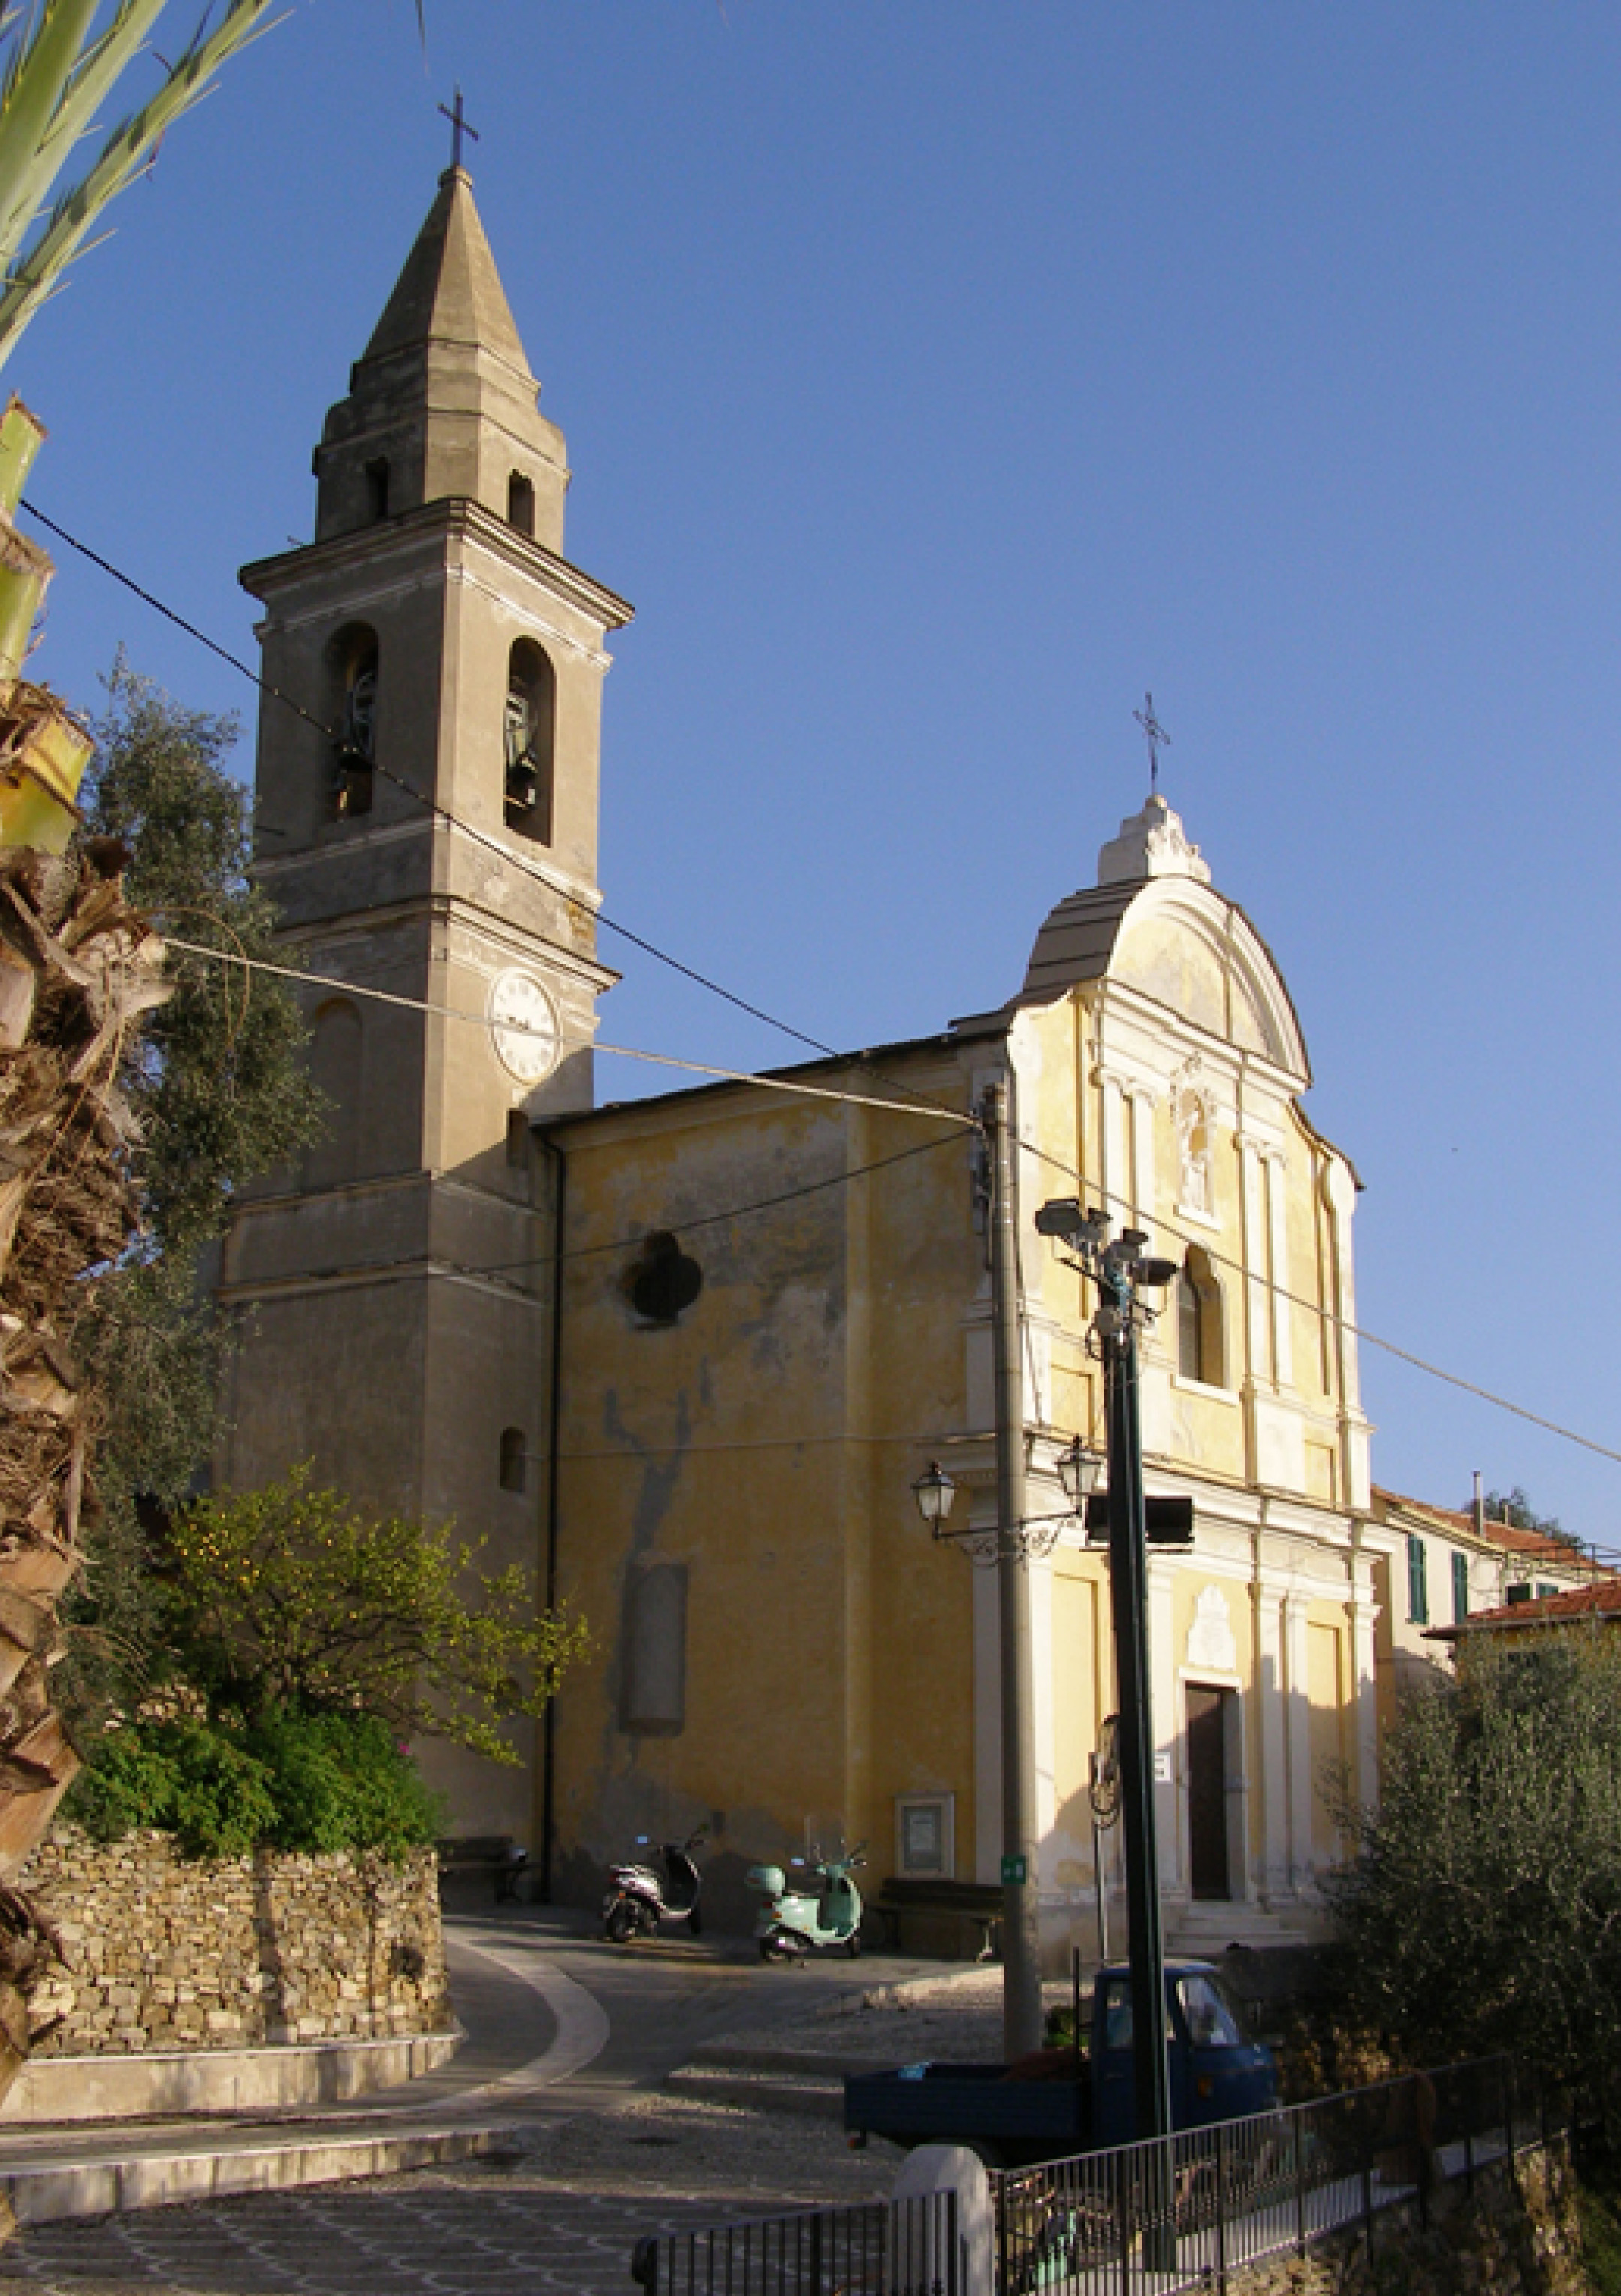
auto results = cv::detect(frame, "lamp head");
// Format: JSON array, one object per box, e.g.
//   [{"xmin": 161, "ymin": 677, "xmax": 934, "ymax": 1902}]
[
  {"xmin": 1056, "ymin": 1435, "xmax": 1104, "ymax": 1508},
  {"xmin": 910, "ymin": 1459, "xmax": 957, "ymax": 1528}
]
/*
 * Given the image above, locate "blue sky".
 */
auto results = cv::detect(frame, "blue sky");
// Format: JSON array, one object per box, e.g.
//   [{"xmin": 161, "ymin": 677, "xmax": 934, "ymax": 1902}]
[{"xmin": 17, "ymin": 3, "xmax": 1621, "ymax": 1538}]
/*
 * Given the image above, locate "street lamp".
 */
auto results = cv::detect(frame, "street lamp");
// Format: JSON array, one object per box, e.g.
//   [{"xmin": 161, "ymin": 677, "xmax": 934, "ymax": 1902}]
[
  {"xmin": 1055, "ymin": 1435, "xmax": 1104, "ymax": 1513},
  {"xmin": 910, "ymin": 1460, "xmax": 957, "ymax": 1535}
]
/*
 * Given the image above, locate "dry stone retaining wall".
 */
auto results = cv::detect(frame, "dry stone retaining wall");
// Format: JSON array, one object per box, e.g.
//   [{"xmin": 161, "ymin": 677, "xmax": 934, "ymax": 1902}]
[
  {"xmin": 1228, "ymin": 2142, "xmax": 1585, "ymax": 2296},
  {"xmin": 15, "ymin": 1825, "xmax": 450, "ymax": 2055}
]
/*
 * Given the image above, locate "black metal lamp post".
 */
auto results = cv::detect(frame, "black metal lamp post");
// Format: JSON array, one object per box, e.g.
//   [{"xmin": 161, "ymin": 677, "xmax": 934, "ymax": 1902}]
[{"xmin": 1034, "ymin": 1197, "xmax": 1178, "ymax": 2151}]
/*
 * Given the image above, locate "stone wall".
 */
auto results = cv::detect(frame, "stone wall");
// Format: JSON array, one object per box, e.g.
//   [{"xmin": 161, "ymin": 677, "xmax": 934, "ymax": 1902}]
[{"xmin": 15, "ymin": 1826, "xmax": 451, "ymax": 2055}]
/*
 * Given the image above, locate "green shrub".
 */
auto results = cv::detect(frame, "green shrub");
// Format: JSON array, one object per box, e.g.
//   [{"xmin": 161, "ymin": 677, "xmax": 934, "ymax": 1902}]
[
  {"xmin": 72, "ymin": 1715, "xmax": 278, "ymax": 1858},
  {"xmin": 249, "ymin": 1711, "xmax": 442, "ymax": 1858},
  {"xmin": 68, "ymin": 1709, "xmax": 441, "ymax": 1860}
]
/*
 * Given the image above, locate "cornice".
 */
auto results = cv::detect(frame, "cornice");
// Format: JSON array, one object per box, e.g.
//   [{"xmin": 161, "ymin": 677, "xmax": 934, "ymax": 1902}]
[{"xmin": 241, "ymin": 497, "xmax": 635, "ymax": 632}]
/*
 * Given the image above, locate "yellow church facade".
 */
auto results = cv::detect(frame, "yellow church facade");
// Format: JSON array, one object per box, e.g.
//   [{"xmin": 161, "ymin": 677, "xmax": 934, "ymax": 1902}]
[
  {"xmin": 210, "ymin": 161, "xmax": 1391, "ymax": 1957},
  {"xmin": 542, "ymin": 795, "xmax": 1379, "ymax": 1954}
]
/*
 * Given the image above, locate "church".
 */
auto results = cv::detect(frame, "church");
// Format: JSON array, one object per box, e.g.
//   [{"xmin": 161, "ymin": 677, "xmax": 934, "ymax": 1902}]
[{"xmin": 214, "ymin": 161, "xmax": 1392, "ymax": 1958}]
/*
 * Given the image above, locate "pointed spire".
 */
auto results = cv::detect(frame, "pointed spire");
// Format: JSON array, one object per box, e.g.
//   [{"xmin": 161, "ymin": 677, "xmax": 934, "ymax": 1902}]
[
  {"xmin": 312, "ymin": 167, "xmax": 571, "ymax": 550},
  {"xmin": 362, "ymin": 167, "xmax": 530, "ymax": 376}
]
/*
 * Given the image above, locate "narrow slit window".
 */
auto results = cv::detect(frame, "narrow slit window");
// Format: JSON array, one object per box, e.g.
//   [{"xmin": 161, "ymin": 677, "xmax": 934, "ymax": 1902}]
[
  {"xmin": 508, "ymin": 472, "xmax": 535, "ymax": 536},
  {"xmin": 364, "ymin": 457, "xmax": 390, "ymax": 522},
  {"xmin": 499, "ymin": 1428, "xmax": 527, "ymax": 1495}
]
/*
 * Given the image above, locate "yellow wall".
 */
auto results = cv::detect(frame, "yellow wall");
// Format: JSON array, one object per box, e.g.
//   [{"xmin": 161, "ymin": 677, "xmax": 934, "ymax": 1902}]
[{"xmin": 545, "ymin": 1076, "xmax": 983, "ymax": 1916}]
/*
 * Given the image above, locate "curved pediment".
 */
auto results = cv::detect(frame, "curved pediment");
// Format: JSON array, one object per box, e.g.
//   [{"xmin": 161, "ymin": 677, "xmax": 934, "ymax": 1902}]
[
  {"xmin": 1110, "ymin": 879, "xmax": 1309, "ymax": 1082},
  {"xmin": 1017, "ymin": 872, "xmax": 1309, "ymax": 1084}
]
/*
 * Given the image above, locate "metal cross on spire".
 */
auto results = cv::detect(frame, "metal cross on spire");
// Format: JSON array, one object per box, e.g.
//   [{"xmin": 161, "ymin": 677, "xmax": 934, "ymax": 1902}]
[
  {"xmin": 1133, "ymin": 691, "xmax": 1170, "ymax": 793},
  {"xmin": 439, "ymin": 86, "xmax": 480, "ymax": 173}
]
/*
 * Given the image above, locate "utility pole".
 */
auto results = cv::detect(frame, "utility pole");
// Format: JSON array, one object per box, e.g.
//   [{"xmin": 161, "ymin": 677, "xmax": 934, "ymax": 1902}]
[{"xmin": 985, "ymin": 1079, "xmax": 1043, "ymax": 2062}]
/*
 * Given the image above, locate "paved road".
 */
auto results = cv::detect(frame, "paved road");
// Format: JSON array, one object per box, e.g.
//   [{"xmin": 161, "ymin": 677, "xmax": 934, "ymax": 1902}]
[{"xmin": 0, "ymin": 1909, "xmax": 934, "ymax": 2296}]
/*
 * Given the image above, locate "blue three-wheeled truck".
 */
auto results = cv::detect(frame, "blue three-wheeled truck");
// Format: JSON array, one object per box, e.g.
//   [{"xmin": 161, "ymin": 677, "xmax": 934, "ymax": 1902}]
[{"xmin": 844, "ymin": 1960, "xmax": 1278, "ymax": 2168}]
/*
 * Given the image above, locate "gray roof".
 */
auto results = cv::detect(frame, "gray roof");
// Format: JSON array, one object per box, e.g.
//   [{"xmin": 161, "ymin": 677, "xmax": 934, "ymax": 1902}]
[{"xmin": 1017, "ymin": 880, "xmax": 1143, "ymax": 1005}]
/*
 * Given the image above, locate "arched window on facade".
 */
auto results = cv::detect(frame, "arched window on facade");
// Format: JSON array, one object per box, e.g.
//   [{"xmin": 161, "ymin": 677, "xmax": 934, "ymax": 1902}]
[
  {"xmin": 1178, "ymin": 1245, "xmax": 1225, "ymax": 1387},
  {"xmin": 503, "ymin": 638, "xmax": 555, "ymax": 842},
  {"xmin": 328, "ymin": 623, "xmax": 379, "ymax": 819},
  {"xmin": 499, "ymin": 1427, "xmax": 527, "ymax": 1495},
  {"xmin": 303, "ymin": 999, "xmax": 362, "ymax": 1188},
  {"xmin": 507, "ymin": 472, "xmax": 535, "ymax": 536}
]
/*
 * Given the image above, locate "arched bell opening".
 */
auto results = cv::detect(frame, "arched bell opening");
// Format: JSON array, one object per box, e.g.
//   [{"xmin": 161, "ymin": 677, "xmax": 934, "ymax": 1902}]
[
  {"xmin": 504, "ymin": 638, "xmax": 555, "ymax": 843},
  {"xmin": 327, "ymin": 622, "xmax": 379, "ymax": 820}
]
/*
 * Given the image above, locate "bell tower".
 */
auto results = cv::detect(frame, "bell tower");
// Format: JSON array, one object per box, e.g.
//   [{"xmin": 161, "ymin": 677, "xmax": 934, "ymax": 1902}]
[{"xmin": 213, "ymin": 161, "xmax": 631, "ymax": 1839}]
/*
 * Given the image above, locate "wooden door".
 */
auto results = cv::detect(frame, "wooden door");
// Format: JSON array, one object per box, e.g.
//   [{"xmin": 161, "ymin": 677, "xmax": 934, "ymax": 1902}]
[{"xmin": 1186, "ymin": 1685, "xmax": 1231, "ymax": 1902}]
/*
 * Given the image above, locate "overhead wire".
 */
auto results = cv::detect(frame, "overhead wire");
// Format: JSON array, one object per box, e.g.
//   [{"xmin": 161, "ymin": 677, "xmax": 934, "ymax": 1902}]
[
  {"xmin": 216, "ymin": 1129, "xmax": 966, "ymax": 1297},
  {"xmin": 1013, "ymin": 1136, "xmax": 1621, "ymax": 1472},
  {"xmin": 25, "ymin": 497, "xmax": 952, "ymax": 1107},
  {"xmin": 32, "ymin": 514, "xmax": 1618, "ymax": 1478},
  {"xmin": 161, "ymin": 935, "xmax": 975, "ymax": 1128}
]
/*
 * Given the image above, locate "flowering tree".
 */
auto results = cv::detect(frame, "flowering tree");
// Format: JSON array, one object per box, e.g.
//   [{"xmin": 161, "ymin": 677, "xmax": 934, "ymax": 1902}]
[{"xmin": 160, "ymin": 1468, "xmax": 588, "ymax": 1767}]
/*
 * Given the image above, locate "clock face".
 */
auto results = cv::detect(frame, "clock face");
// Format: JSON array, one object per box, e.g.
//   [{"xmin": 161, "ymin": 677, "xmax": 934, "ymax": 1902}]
[{"xmin": 488, "ymin": 968, "xmax": 559, "ymax": 1086}]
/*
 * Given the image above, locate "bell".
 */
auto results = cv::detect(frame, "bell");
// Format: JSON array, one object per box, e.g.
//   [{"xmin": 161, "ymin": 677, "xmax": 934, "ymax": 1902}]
[
  {"xmin": 333, "ymin": 749, "xmax": 373, "ymax": 819},
  {"xmin": 506, "ymin": 759, "xmax": 539, "ymax": 813}
]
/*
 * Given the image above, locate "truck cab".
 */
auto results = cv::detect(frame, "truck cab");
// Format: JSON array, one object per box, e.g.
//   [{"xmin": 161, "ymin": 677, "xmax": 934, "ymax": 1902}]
[{"xmin": 1092, "ymin": 1961, "xmax": 1276, "ymax": 2148}]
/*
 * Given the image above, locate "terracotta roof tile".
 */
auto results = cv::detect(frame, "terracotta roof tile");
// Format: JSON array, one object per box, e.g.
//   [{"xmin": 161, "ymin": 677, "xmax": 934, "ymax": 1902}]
[{"xmin": 1427, "ymin": 1576, "xmax": 1621, "ymax": 1640}]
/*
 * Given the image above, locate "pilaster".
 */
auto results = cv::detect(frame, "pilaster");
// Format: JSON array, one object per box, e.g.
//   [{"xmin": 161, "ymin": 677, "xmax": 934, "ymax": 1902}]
[{"xmin": 1284, "ymin": 1592, "xmax": 1312, "ymax": 1895}]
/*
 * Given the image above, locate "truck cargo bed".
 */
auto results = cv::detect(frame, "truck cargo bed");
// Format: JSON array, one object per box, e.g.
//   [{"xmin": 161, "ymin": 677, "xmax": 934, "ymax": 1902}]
[{"xmin": 844, "ymin": 2063, "xmax": 1091, "ymax": 2151}]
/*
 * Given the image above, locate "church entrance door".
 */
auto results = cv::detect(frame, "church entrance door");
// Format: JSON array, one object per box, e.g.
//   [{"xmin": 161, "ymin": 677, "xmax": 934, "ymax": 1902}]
[{"xmin": 1186, "ymin": 1684, "xmax": 1233, "ymax": 1902}]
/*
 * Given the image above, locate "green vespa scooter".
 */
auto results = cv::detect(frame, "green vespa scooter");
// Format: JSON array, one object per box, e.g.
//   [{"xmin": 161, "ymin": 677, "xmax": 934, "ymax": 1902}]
[{"xmin": 748, "ymin": 1843, "xmax": 867, "ymax": 1961}]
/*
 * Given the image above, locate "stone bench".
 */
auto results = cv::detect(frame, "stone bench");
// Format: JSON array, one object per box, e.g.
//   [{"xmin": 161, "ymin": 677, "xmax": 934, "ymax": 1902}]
[
  {"xmin": 436, "ymin": 1836, "xmax": 528, "ymax": 1906},
  {"xmin": 870, "ymin": 1877, "xmax": 1003, "ymax": 1961}
]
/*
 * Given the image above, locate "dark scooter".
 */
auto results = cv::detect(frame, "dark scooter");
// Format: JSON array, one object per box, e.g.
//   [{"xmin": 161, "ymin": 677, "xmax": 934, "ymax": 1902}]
[{"xmin": 602, "ymin": 1827, "xmax": 706, "ymax": 1942}]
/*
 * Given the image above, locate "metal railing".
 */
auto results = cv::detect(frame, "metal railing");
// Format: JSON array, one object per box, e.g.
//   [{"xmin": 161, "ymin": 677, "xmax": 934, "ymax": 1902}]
[
  {"xmin": 993, "ymin": 2054, "xmax": 1561, "ymax": 2294},
  {"xmin": 627, "ymin": 2056, "xmax": 1562, "ymax": 2296},
  {"xmin": 630, "ymin": 2190, "xmax": 961, "ymax": 2296}
]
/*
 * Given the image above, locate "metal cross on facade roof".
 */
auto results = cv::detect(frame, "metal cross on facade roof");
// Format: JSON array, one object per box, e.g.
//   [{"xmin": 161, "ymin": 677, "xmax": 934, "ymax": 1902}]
[
  {"xmin": 1133, "ymin": 691, "xmax": 1170, "ymax": 792},
  {"xmin": 439, "ymin": 86, "xmax": 480, "ymax": 173}
]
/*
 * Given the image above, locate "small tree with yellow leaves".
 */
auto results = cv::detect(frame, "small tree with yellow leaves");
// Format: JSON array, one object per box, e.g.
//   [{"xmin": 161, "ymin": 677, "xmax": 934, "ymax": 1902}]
[{"xmin": 157, "ymin": 1467, "xmax": 586, "ymax": 1767}]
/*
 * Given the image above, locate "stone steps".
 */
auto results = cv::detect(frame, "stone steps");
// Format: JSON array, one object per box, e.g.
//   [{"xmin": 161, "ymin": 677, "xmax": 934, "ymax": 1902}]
[
  {"xmin": 666, "ymin": 2038, "xmax": 919, "ymax": 2121},
  {"xmin": 1165, "ymin": 1903, "xmax": 1312, "ymax": 1955},
  {"xmin": 0, "ymin": 2109, "xmax": 527, "ymax": 2227},
  {"xmin": 0, "ymin": 2027, "xmax": 463, "ymax": 2126}
]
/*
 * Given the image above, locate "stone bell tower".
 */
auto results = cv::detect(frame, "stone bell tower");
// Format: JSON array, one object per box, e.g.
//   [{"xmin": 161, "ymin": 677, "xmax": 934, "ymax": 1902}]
[{"xmin": 213, "ymin": 160, "xmax": 632, "ymax": 1839}]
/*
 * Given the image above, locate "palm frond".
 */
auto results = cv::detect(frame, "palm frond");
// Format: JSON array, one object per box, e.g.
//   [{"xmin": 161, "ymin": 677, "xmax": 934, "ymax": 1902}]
[
  {"xmin": 0, "ymin": 1, "xmax": 164, "ymax": 282},
  {"xmin": 0, "ymin": 0, "xmax": 282, "ymax": 376}
]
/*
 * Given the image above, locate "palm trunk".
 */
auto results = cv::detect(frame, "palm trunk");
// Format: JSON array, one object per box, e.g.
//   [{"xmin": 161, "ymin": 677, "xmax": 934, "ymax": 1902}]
[{"xmin": 0, "ymin": 840, "xmax": 166, "ymax": 2098}]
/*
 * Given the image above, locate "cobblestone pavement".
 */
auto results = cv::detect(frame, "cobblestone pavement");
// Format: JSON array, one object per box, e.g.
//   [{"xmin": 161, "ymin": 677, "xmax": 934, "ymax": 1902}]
[
  {"xmin": 0, "ymin": 1926, "xmax": 1003, "ymax": 2296},
  {"xmin": 0, "ymin": 2093, "xmax": 897, "ymax": 2296}
]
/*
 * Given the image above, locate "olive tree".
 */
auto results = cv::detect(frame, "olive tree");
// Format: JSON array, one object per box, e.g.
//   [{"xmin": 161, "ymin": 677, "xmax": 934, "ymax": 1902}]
[{"xmin": 1325, "ymin": 1631, "xmax": 1621, "ymax": 2138}]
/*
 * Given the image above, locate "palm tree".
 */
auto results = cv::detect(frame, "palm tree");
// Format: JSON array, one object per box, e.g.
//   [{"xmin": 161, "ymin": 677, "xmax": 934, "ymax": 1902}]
[{"xmin": 0, "ymin": 1, "xmax": 279, "ymax": 2103}]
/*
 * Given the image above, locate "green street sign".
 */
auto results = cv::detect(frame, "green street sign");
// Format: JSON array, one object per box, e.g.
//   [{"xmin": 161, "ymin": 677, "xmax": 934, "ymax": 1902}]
[{"xmin": 1001, "ymin": 1853, "xmax": 1028, "ymax": 1886}]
